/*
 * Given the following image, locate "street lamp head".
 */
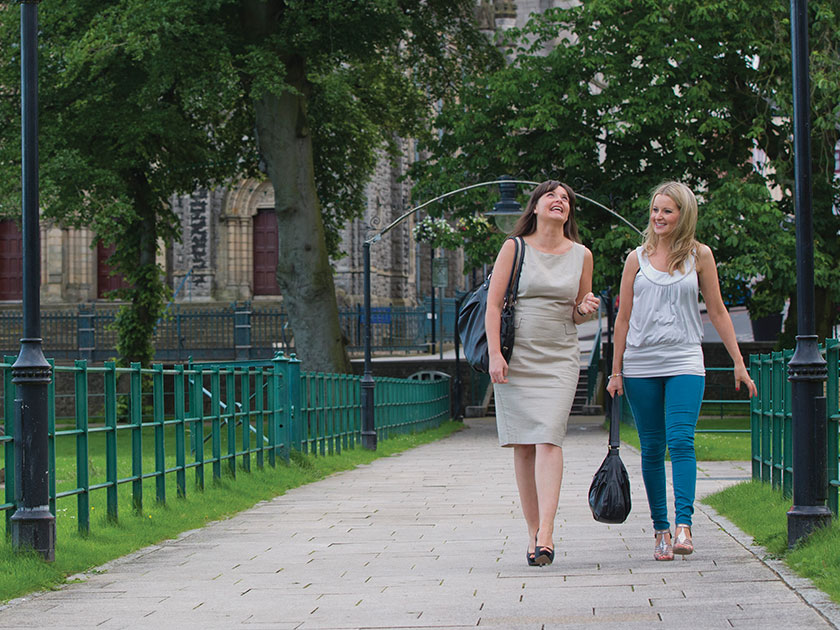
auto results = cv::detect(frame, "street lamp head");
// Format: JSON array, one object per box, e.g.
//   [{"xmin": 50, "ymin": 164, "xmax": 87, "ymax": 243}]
[{"xmin": 486, "ymin": 175, "xmax": 522, "ymax": 233}]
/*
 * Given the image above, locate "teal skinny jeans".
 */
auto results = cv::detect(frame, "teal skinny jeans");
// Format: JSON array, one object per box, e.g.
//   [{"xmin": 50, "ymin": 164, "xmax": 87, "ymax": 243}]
[{"xmin": 623, "ymin": 374, "xmax": 705, "ymax": 531}]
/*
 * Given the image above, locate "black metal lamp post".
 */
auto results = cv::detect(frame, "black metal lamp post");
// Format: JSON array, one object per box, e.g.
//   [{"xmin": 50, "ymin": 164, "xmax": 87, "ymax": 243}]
[
  {"xmin": 785, "ymin": 0, "xmax": 832, "ymax": 548},
  {"xmin": 11, "ymin": 0, "xmax": 56, "ymax": 561},
  {"xmin": 360, "ymin": 241, "xmax": 377, "ymax": 450}
]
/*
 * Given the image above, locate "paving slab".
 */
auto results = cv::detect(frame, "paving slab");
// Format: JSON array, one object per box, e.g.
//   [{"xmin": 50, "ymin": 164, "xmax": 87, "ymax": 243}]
[{"xmin": 0, "ymin": 416, "xmax": 837, "ymax": 630}]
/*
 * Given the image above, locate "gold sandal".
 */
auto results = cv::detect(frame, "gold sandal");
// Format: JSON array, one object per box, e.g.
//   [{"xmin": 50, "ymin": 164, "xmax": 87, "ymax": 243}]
[
  {"xmin": 673, "ymin": 525, "xmax": 694, "ymax": 555},
  {"xmin": 654, "ymin": 529, "xmax": 674, "ymax": 561}
]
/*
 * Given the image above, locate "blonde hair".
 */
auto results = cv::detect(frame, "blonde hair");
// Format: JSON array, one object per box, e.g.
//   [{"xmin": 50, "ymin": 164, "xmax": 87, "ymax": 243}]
[{"xmin": 641, "ymin": 181, "xmax": 699, "ymax": 273}]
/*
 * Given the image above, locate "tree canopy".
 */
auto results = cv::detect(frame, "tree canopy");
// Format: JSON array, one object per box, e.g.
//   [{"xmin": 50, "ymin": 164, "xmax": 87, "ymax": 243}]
[
  {"xmin": 0, "ymin": 0, "xmax": 501, "ymax": 369},
  {"xmin": 410, "ymin": 0, "xmax": 840, "ymax": 339},
  {"xmin": 0, "ymin": 0, "xmax": 250, "ymax": 365}
]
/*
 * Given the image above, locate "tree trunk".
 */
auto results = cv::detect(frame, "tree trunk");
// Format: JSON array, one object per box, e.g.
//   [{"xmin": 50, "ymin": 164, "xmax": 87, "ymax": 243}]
[
  {"xmin": 114, "ymin": 175, "xmax": 168, "ymax": 366},
  {"xmin": 252, "ymin": 57, "xmax": 352, "ymax": 373}
]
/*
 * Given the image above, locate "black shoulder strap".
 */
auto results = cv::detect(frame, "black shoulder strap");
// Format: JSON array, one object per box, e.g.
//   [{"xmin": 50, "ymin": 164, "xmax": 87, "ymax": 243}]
[{"xmin": 505, "ymin": 236, "xmax": 525, "ymax": 305}]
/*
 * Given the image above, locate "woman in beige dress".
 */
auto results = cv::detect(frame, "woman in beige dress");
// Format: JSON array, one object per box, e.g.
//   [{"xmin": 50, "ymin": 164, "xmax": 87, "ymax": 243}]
[{"xmin": 486, "ymin": 180, "xmax": 600, "ymax": 566}]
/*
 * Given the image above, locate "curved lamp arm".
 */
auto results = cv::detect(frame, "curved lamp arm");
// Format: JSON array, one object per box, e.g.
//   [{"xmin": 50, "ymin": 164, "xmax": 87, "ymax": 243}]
[{"xmin": 365, "ymin": 179, "xmax": 641, "ymax": 244}]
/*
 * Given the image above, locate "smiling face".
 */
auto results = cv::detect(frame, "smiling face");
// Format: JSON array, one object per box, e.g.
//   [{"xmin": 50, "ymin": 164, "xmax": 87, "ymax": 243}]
[
  {"xmin": 649, "ymin": 194, "xmax": 681, "ymax": 238},
  {"xmin": 534, "ymin": 185, "xmax": 571, "ymax": 224},
  {"xmin": 514, "ymin": 180, "xmax": 579, "ymax": 241}
]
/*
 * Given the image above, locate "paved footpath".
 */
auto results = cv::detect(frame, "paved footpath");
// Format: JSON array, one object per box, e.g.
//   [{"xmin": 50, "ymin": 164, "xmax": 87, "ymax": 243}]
[{"xmin": 1, "ymin": 417, "xmax": 839, "ymax": 630}]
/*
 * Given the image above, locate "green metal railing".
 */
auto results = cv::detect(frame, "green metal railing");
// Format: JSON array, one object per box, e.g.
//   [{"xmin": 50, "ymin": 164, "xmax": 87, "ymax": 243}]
[
  {"xmin": 1, "ymin": 353, "xmax": 450, "ymax": 535},
  {"xmin": 750, "ymin": 339, "xmax": 839, "ymax": 516}
]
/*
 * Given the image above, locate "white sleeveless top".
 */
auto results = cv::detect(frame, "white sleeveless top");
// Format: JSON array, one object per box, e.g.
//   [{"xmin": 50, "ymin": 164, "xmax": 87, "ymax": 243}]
[{"xmin": 623, "ymin": 246, "xmax": 705, "ymax": 378}]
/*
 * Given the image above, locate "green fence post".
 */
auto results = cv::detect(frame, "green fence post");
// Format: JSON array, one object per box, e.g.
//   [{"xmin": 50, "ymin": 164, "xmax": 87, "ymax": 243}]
[
  {"xmin": 270, "ymin": 353, "xmax": 290, "ymax": 464},
  {"xmin": 826, "ymin": 338, "xmax": 838, "ymax": 516},
  {"xmin": 327, "ymin": 374, "xmax": 336, "ymax": 455},
  {"xmin": 783, "ymin": 348, "xmax": 794, "ymax": 497},
  {"xmin": 210, "ymin": 367, "xmax": 222, "ymax": 481},
  {"xmin": 47, "ymin": 359, "xmax": 55, "ymax": 517},
  {"xmin": 341, "ymin": 373, "xmax": 351, "ymax": 452},
  {"xmin": 241, "ymin": 368, "xmax": 251, "ymax": 473},
  {"xmin": 4, "ymin": 356, "xmax": 16, "ymax": 536},
  {"xmin": 373, "ymin": 376, "xmax": 381, "ymax": 442},
  {"xmin": 190, "ymin": 367, "xmax": 205, "ymax": 490},
  {"xmin": 267, "ymin": 357, "xmax": 278, "ymax": 466},
  {"xmin": 379, "ymin": 378, "xmax": 388, "ymax": 440},
  {"xmin": 771, "ymin": 351, "xmax": 784, "ymax": 491},
  {"xmin": 104, "ymin": 361, "xmax": 118, "ymax": 521},
  {"xmin": 288, "ymin": 354, "xmax": 301, "ymax": 455},
  {"xmin": 254, "ymin": 367, "xmax": 265, "ymax": 469},
  {"xmin": 390, "ymin": 378, "xmax": 398, "ymax": 436},
  {"xmin": 173, "ymin": 365, "xmax": 187, "ymax": 498},
  {"xmin": 750, "ymin": 354, "xmax": 760, "ymax": 481},
  {"xmin": 130, "ymin": 362, "xmax": 143, "ymax": 513},
  {"xmin": 152, "ymin": 364, "xmax": 166, "ymax": 504},
  {"xmin": 759, "ymin": 353, "xmax": 772, "ymax": 483},
  {"xmin": 353, "ymin": 375, "xmax": 361, "ymax": 448},
  {"xmin": 300, "ymin": 373, "xmax": 311, "ymax": 454},
  {"xmin": 323, "ymin": 373, "xmax": 333, "ymax": 455},
  {"xmin": 314, "ymin": 372, "xmax": 325, "ymax": 456},
  {"xmin": 226, "ymin": 368, "xmax": 237, "ymax": 477},
  {"xmin": 335, "ymin": 374, "xmax": 344, "ymax": 454},
  {"xmin": 74, "ymin": 359, "xmax": 90, "ymax": 533}
]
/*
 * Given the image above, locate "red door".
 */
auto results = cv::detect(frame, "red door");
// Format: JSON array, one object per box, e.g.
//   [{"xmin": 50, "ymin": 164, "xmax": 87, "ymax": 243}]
[
  {"xmin": 97, "ymin": 242, "xmax": 130, "ymax": 298},
  {"xmin": 253, "ymin": 208, "xmax": 281, "ymax": 296},
  {"xmin": 0, "ymin": 220, "xmax": 22, "ymax": 300}
]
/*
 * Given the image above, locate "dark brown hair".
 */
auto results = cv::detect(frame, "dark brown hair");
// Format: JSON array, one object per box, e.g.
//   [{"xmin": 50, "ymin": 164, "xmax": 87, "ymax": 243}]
[{"xmin": 509, "ymin": 180, "xmax": 580, "ymax": 242}]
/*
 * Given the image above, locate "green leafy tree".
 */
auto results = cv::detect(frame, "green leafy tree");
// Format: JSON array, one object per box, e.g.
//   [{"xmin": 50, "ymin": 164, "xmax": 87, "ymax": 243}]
[
  {"xmin": 228, "ymin": 0, "xmax": 499, "ymax": 371},
  {"xmin": 411, "ymin": 0, "xmax": 840, "ymax": 340},
  {"xmin": 0, "ymin": 0, "xmax": 248, "ymax": 366},
  {"xmin": 0, "ymin": 0, "xmax": 500, "ymax": 370}
]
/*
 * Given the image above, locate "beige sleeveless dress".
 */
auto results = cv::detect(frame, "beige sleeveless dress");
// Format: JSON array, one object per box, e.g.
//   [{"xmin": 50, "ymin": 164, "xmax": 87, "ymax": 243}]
[{"xmin": 494, "ymin": 242, "xmax": 584, "ymax": 447}]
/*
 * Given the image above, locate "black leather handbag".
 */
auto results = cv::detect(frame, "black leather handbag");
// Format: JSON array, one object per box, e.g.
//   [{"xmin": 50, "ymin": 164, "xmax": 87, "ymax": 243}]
[
  {"xmin": 588, "ymin": 399, "xmax": 632, "ymax": 524},
  {"xmin": 457, "ymin": 236, "xmax": 525, "ymax": 373}
]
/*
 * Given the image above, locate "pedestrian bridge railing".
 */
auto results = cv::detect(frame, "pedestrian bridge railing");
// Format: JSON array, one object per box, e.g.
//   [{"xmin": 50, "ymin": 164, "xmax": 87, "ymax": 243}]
[
  {"xmin": 749, "ymin": 338, "xmax": 840, "ymax": 516},
  {"xmin": 0, "ymin": 354, "xmax": 450, "ymax": 536}
]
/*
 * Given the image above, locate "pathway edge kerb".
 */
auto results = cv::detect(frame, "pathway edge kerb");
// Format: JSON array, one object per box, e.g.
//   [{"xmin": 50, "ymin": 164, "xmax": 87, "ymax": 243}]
[{"xmin": 697, "ymin": 501, "xmax": 840, "ymax": 629}]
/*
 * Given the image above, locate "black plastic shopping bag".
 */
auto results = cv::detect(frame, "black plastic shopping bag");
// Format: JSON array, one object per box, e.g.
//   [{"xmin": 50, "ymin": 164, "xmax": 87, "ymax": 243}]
[{"xmin": 588, "ymin": 399, "xmax": 631, "ymax": 524}]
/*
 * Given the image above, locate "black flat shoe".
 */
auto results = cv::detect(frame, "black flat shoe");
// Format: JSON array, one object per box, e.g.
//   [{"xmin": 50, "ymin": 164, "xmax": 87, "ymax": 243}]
[{"xmin": 534, "ymin": 545, "xmax": 554, "ymax": 566}]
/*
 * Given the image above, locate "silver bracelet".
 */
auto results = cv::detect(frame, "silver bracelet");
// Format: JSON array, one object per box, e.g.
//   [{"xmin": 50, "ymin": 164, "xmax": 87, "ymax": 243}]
[{"xmin": 575, "ymin": 304, "xmax": 585, "ymax": 317}]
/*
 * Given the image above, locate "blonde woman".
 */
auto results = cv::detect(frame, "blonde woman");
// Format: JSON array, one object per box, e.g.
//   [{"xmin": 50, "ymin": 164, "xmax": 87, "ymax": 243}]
[{"xmin": 606, "ymin": 182, "xmax": 757, "ymax": 561}]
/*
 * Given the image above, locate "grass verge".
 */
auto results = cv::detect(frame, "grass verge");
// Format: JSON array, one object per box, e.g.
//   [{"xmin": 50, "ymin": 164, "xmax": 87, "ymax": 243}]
[
  {"xmin": 618, "ymin": 415, "xmax": 750, "ymax": 461},
  {"xmin": 0, "ymin": 421, "xmax": 463, "ymax": 604},
  {"xmin": 703, "ymin": 480, "xmax": 840, "ymax": 604}
]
